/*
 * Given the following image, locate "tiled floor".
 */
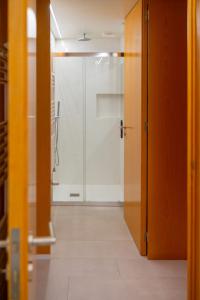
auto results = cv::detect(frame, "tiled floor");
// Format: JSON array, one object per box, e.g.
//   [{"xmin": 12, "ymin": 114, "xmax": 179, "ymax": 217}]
[{"xmin": 31, "ymin": 206, "xmax": 187, "ymax": 300}]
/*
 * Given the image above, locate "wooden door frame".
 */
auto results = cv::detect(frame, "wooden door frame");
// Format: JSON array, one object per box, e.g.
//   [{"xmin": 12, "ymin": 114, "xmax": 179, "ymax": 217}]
[
  {"xmin": 0, "ymin": 0, "xmax": 8, "ymax": 219},
  {"xmin": 0, "ymin": 2, "xmax": 8, "ymax": 298},
  {"xmin": 8, "ymin": 0, "xmax": 28, "ymax": 299},
  {"xmin": 187, "ymin": 0, "xmax": 200, "ymax": 299}
]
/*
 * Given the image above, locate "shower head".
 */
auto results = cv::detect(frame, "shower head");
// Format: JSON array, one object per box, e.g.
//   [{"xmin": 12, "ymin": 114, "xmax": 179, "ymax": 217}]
[{"xmin": 78, "ymin": 33, "xmax": 91, "ymax": 42}]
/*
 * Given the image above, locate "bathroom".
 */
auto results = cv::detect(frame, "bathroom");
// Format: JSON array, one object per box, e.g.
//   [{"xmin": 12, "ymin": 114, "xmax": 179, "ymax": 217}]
[{"xmin": 51, "ymin": 23, "xmax": 125, "ymax": 204}]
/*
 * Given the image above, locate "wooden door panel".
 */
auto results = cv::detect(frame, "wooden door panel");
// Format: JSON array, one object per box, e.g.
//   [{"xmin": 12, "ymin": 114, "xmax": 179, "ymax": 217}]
[
  {"xmin": 124, "ymin": 0, "xmax": 147, "ymax": 255},
  {"xmin": 8, "ymin": 0, "xmax": 36, "ymax": 299},
  {"xmin": 8, "ymin": 0, "xmax": 28, "ymax": 298},
  {"xmin": 148, "ymin": 0, "xmax": 187, "ymax": 259},
  {"xmin": 36, "ymin": 0, "xmax": 51, "ymax": 254}
]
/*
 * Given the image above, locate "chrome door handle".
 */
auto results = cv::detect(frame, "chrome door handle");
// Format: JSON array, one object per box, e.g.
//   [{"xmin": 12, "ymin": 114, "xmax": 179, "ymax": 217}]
[
  {"xmin": 28, "ymin": 222, "xmax": 56, "ymax": 247},
  {"xmin": 0, "ymin": 222, "xmax": 56, "ymax": 249},
  {"xmin": 0, "ymin": 240, "xmax": 8, "ymax": 249}
]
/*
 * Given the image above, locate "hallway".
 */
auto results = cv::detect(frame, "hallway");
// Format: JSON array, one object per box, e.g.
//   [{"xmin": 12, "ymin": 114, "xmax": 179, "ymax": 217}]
[{"xmin": 32, "ymin": 206, "xmax": 187, "ymax": 300}]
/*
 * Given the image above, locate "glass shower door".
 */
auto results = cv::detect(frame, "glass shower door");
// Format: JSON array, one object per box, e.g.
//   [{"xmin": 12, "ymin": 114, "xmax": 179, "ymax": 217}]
[
  {"xmin": 85, "ymin": 56, "xmax": 124, "ymax": 202},
  {"xmin": 52, "ymin": 57, "xmax": 84, "ymax": 202}
]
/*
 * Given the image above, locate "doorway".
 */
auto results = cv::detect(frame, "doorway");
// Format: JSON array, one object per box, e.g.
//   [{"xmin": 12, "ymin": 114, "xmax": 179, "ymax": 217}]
[
  {"xmin": 3, "ymin": 0, "xmax": 191, "ymax": 298},
  {"xmin": 52, "ymin": 54, "xmax": 124, "ymax": 204}
]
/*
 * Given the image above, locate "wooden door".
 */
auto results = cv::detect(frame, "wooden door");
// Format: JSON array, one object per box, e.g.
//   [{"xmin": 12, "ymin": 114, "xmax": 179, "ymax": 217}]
[
  {"xmin": 124, "ymin": 0, "xmax": 148, "ymax": 255},
  {"xmin": 188, "ymin": 0, "xmax": 200, "ymax": 298},
  {"xmin": 36, "ymin": 0, "xmax": 51, "ymax": 255},
  {"xmin": 148, "ymin": 0, "xmax": 187, "ymax": 259},
  {"xmin": 8, "ymin": 0, "xmax": 37, "ymax": 299}
]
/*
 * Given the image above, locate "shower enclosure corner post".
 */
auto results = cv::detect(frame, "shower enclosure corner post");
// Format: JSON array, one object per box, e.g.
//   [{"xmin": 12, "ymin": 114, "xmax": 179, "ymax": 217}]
[{"xmin": 82, "ymin": 57, "xmax": 87, "ymax": 202}]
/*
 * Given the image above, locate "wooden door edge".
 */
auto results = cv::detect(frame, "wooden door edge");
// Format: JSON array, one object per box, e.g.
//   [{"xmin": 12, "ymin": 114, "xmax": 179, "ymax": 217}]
[
  {"xmin": 140, "ymin": 0, "xmax": 149, "ymax": 256},
  {"xmin": 187, "ymin": 0, "xmax": 198, "ymax": 299}
]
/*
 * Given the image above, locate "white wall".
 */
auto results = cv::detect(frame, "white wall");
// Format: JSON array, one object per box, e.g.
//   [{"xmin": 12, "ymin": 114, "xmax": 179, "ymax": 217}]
[
  {"xmin": 28, "ymin": 39, "xmax": 36, "ymax": 203},
  {"xmin": 55, "ymin": 37, "xmax": 124, "ymax": 52},
  {"xmin": 51, "ymin": 32, "xmax": 56, "ymax": 52}
]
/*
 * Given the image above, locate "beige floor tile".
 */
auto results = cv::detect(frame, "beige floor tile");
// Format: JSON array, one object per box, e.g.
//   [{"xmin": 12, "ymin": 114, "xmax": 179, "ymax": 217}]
[
  {"xmin": 34, "ymin": 278, "xmax": 68, "ymax": 300},
  {"xmin": 35, "ymin": 257, "xmax": 120, "ymax": 280},
  {"xmin": 68, "ymin": 278, "xmax": 186, "ymax": 300},
  {"xmin": 117, "ymin": 259, "xmax": 187, "ymax": 279},
  {"xmin": 54, "ymin": 216, "xmax": 131, "ymax": 241},
  {"xmin": 54, "ymin": 206, "xmax": 124, "ymax": 219},
  {"xmin": 51, "ymin": 240, "xmax": 141, "ymax": 259}
]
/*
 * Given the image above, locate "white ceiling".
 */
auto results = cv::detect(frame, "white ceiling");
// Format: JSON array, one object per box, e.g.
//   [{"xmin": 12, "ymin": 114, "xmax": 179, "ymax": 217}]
[{"xmin": 51, "ymin": 0, "xmax": 137, "ymax": 39}]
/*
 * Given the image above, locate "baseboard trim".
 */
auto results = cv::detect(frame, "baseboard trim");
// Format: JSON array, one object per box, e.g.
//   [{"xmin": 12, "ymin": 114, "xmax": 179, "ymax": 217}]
[
  {"xmin": 52, "ymin": 201, "xmax": 124, "ymax": 207},
  {"xmin": 36, "ymin": 254, "xmax": 51, "ymax": 260}
]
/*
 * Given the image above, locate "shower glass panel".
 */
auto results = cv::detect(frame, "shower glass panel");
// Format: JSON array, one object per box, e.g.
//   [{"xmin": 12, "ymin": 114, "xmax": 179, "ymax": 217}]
[
  {"xmin": 85, "ymin": 56, "xmax": 124, "ymax": 202},
  {"xmin": 52, "ymin": 54, "xmax": 124, "ymax": 203},
  {"xmin": 52, "ymin": 57, "xmax": 84, "ymax": 202}
]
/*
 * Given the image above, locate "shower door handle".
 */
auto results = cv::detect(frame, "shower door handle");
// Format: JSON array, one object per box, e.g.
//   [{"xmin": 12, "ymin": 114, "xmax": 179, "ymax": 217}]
[
  {"xmin": 120, "ymin": 120, "xmax": 133, "ymax": 138},
  {"xmin": 28, "ymin": 222, "xmax": 56, "ymax": 247},
  {"xmin": 120, "ymin": 120, "xmax": 124, "ymax": 138}
]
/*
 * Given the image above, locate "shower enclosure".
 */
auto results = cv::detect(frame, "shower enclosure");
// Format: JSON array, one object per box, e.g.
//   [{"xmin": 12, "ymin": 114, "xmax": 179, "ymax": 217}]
[{"xmin": 52, "ymin": 53, "xmax": 124, "ymax": 203}]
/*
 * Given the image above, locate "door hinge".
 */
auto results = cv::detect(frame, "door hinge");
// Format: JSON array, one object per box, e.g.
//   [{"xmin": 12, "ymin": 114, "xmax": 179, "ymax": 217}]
[
  {"xmin": 144, "ymin": 232, "xmax": 149, "ymax": 243},
  {"xmin": 144, "ymin": 121, "xmax": 148, "ymax": 132},
  {"xmin": 191, "ymin": 160, "xmax": 196, "ymax": 171},
  {"xmin": 145, "ymin": 7, "xmax": 149, "ymax": 22}
]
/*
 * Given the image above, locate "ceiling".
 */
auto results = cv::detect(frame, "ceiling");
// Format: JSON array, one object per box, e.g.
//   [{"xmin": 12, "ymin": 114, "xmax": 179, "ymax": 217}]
[{"xmin": 51, "ymin": 0, "xmax": 137, "ymax": 40}]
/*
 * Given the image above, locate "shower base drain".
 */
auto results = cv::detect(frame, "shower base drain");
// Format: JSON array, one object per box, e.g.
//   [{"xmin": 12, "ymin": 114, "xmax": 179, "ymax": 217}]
[{"xmin": 70, "ymin": 193, "xmax": 80, "ymax": 197}]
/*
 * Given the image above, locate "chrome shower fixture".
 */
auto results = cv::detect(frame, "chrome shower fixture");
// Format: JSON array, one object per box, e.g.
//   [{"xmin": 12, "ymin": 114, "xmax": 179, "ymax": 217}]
[{"xmin": 78, "ymin": 33, "xmax": 91, "ymax": 42}]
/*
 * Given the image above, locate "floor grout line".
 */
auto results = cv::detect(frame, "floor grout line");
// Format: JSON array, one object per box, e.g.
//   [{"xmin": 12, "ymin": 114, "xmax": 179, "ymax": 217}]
[
  {"xmin": 115, "ymin": 258, "xmax": 122, "ymax": 279},
  {"xmin": 66, "ymin": 277, "xmax": 71, "ymax": 300}
]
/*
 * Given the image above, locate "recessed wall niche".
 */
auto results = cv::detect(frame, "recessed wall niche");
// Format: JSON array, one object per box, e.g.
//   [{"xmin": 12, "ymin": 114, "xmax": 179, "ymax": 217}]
[{"xmin": 96, "ymin": 93, "xmax": 123, "ymax": 119}]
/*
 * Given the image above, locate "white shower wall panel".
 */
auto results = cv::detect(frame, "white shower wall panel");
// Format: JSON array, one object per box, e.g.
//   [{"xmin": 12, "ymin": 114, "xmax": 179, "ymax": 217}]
[
  {"xmin": 53, "ymin": 58, "xmax": 84, "ymax": 187},
  {"xmin": 85, "ymin": 57, "xmax": 124, "ymax": 188}
]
